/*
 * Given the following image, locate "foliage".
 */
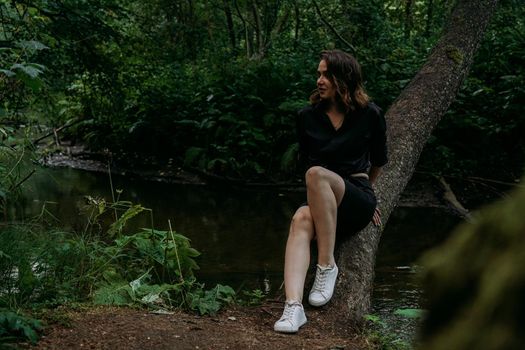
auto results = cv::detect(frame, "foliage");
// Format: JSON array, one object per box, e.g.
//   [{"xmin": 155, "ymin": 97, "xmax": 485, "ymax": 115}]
[
  {"xmin": 0, "ymin": 310, "xmax": 42, "ymax": 345},
  {"xmin": 240, "ymin": 289, "xmax": 266, "ymax": 306},
  {"xmin": 0, "ymin": 196, "xmax": 235, "ymax": 332},
  {"xmin": 393, "ymin": 308, "xmax": 425, "ymax": 320},
  {"xmin": 0, "ymin": 126, "xmax": 35, "ymax": 222},
  {"xmin": 364, "ymin": 313, "xmax": 414, "ymax": 350},
  {"xmin": 1, "ymin": 0, "xmax": 522, "ymax": 181},
  {"xmin": 187, "ymin": 284, "xmax": 236, "ymax": 316},
  {"xmin": 419, "ymin": 0, "xmax": 525, "ymax": 179}
]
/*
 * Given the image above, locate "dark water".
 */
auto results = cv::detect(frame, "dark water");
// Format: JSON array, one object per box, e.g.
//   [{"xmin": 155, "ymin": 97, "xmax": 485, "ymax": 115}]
[{"xmin": 17, "ymin": 166, "xmax": 461, "ymax": 338}]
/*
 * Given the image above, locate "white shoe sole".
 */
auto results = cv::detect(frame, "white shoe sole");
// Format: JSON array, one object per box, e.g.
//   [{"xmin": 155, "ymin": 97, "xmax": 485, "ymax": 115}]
[
  {"xmin": 274, "ymin": 318, "xmax": 307, "ymax": 333},
  {"xmin": 308, "ymin": 296, "xmax": 331, "ymax": 307}
]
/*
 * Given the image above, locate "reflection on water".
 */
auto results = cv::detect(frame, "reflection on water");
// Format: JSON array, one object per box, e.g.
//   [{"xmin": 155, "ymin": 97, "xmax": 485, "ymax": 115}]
[
  {"xmin": 17, "ymin": 166, "xmax": 461, "ymax": 323},
  {"xmin": 373, "ymin": 207, "xmax": 461, "ymax": 341},
  {"xmin": 17, "ymin": 166, "xmax": 301, "ymax": 290}
]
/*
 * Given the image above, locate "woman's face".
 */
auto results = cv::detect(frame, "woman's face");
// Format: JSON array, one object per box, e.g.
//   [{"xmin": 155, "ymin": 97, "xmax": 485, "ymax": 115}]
[{"xmin": 317, "ymin": 60, "xmax": 336, "ymax": 102}]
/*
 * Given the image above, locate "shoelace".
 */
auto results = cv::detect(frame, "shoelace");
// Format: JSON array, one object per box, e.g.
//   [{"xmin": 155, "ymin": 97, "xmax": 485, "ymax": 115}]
[
  {"xmin": 280, "ymin": 302, "xmax": 300, "ymax": 321},
  {"xmin": 311, "ymin": 266, "xmax": 329, "ymax": 292}
]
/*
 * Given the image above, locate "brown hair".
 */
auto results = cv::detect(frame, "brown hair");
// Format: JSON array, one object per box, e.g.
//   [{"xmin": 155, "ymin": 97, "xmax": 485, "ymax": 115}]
[{"xmin": 309, "ymin": 49, "xmax": 370, "ymax": 112}]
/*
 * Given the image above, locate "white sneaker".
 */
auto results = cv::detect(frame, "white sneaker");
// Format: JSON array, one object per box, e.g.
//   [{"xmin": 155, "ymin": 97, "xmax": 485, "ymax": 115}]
[
  {"xmin": 308, "ymin": 264, "xmax": 339, "ymax": 307},
  {"xmin": 273, "ymin": 301, "xmax": 307, "ymax": 333}
]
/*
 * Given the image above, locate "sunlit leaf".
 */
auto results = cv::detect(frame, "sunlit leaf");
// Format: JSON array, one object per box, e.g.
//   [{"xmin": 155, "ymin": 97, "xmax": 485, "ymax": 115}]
[
  {"xmin": 107, "ymin": 204, "xmax": 145, "ymax": 237},
  {"xmin": 0, "ymin": 69, "xmax": 16, "ymax": 77},
  {"xmin": 15, "ymin": 40, "xmax": 49, "ymax": 51},
  {"xmin": 11, "ymin": 63, "xmax": 45, "ymax": 78},
  {"xmin": 394, "ymin": 308, "xmax": 425, "ymax": 319}
]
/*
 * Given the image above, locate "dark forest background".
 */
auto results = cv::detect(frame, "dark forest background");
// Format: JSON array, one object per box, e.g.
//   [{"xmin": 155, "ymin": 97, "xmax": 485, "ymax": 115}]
[{"xmin": 1, "ymin": 0, "xmax": 524, "ymax": 181}]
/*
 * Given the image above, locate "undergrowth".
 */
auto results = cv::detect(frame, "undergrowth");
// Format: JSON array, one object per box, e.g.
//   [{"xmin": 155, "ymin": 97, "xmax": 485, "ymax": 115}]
[
  {"xmin": 364, "ymin": 309, "xmax": 425, "ymax": 350},
  {"xmin": 0, "ymin": 194, "xmax": 238, "ymax": 346}
]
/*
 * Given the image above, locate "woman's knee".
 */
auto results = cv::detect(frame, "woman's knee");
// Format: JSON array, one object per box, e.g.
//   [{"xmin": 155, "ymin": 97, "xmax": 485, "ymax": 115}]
[
  {"xmin": 305, "ymin": 166, "xmax": 327, "ymax": 187},
  {"xmin": 290, "ymin": 207, "xmax": 314, "ymax": 239}
]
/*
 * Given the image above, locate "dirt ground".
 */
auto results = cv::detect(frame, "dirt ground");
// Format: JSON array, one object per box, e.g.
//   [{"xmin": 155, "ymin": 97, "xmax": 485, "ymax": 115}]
[{"xmin": 29, "ymin": 303, "xmax": 370, "ymax": 350}]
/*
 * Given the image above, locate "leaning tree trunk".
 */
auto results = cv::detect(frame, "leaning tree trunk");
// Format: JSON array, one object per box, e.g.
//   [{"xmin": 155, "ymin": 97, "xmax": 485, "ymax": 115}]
[{"xmin": 329, "ymin": 0, "xmax": 499, "ymax": 323}]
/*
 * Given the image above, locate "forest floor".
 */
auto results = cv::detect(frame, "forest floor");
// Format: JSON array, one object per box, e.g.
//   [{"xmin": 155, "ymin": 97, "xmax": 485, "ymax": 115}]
[{"xmin": 28, "ymin": 303, "xmax": 369, "ymax": 350}]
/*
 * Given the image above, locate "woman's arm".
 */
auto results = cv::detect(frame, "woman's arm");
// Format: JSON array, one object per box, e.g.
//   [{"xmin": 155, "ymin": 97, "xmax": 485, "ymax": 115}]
[
  {"xmin": 369, "ymin": 165, "xmax": 383, "ymax": 227},
  {"xmin": 369, "ymin": 165, "xmax": 382, "ymax": 186}
]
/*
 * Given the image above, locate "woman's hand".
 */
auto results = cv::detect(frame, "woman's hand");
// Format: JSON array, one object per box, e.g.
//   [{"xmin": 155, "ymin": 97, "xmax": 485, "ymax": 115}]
[{"xmin": 372, "ymin": 207, "xmax": 382, "ymax": 227}]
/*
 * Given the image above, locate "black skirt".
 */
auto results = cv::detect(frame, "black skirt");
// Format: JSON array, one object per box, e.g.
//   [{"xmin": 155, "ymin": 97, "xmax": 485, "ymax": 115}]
[
  {"xmin": 300, "ymin": 176, "xmax": 377, "ymax": 237},
  {"xmin": 337, "ymin": 176, "xmax": 377, "ymax": 235}
]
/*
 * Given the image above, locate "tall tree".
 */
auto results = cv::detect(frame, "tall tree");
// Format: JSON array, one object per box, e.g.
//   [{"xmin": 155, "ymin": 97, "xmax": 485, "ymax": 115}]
[
  {"xmin": 425, "ymin": 0, "xmax": 434, "ymax": 37},
  {"xmin": 405, "ymin": 0, "xmax": 414, "ymax": 38},
  {"xmin": 328, "ymin": 0, "xmax": 500, "ymax": 323},
  {"xmin": 223, "ymin": 0, "xmax": 237, "ymax": 52}
]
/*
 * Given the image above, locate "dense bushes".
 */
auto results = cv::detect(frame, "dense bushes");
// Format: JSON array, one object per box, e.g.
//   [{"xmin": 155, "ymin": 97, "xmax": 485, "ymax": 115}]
[
  {"xmin": 1, "ymin": 0, "xmax": 523, "ymax": 181},
  {"xmin": 418, "ymin": 0, "xmax": 525, "ymax": 179},
  {"xmin": 0, "ymin": 198, "xmax": 236, "ymax": 343}
]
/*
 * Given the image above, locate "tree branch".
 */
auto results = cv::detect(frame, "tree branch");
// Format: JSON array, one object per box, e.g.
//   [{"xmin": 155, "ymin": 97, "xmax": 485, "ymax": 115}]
[
  {"xmin": 312, "ymin": 0, "xmax": 356, "ymax": 55},
  {"xmin": 438, "ymin": 176, "xmax": 472, "ymax": 220},
  {"xmin": 32, "ymin": 118, "xmax": 82, "ymax": 146}
]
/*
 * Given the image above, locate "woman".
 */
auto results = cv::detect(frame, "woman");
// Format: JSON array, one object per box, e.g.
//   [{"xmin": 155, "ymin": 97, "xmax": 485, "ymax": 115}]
[{"xmin": 274, "ymin": 50, "xmax": 387, "ymax": 333}]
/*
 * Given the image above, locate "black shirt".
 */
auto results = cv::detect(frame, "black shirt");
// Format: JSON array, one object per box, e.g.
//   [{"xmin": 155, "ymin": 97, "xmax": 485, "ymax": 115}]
[{"xmin": 297, "ymin": 102, "xmax": 388, "ymax": 178}]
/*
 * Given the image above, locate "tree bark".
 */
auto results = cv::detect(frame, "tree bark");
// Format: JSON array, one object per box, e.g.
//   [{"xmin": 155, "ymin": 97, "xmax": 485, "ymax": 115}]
[
  {"xmin": 233, "ymin": 0, "xmax": 251, "ymax": 57},
  {"xmin": 251, "ymin": 0, "xmax": 264, "ymax": 58},
  {"xmin": 293, "ymin": 0, "xmax": 300, "ymax": 48},
  {"xmin": 425, "ymin": 0, "xmax": 434, "ymax": 37},
  {"xmin": 404, "ymin": 0, "xmax": 414, "ymax": 39},
  {"xmin": 222, "ymin": 0, "xmax": 236, "ymax": 52},
  {"xmin": 329, "ymin": 0, "xmax": 499, "ymax": 324}
]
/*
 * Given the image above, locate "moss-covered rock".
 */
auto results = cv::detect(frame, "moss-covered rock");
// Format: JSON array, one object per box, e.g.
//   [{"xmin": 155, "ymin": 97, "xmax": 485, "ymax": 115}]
[{"xmin": 418, "ymin": 179, "xmax": 525, "ymax": 350}]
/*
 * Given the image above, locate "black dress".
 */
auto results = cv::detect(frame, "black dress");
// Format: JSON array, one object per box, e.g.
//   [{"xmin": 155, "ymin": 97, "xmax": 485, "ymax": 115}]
[{"xmin": 297, "ymin": 101, "xmax": 388, "ymax": 236}]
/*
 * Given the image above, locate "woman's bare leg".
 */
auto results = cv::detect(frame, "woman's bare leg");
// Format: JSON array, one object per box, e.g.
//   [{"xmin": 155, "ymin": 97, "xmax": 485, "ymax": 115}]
[
  {"xmin": 284, "ymin": 206, "xmax": 315, "ymax": 302},
  {"xmin": 305, "ymin": 166, "xmax": 345, "ymax": 267}
]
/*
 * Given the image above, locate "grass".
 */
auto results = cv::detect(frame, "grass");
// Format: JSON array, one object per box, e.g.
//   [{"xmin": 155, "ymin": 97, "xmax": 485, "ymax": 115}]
[{"xmin": 0, "ymin": 195, "xmax": 238, "ymax": 346}]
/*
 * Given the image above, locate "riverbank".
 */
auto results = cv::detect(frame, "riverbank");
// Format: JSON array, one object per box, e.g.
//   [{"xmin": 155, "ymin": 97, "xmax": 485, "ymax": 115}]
[
  {"xmin": 30, "ymin": 304, "xmax": 367, "ymax": 350},
  {"xmin": 39, "ymin": 143, "xmax": 457, "ymax": 210},
  {"xmin": 40, "ymin": 142, "xmax": 521, "ymax": 217}
]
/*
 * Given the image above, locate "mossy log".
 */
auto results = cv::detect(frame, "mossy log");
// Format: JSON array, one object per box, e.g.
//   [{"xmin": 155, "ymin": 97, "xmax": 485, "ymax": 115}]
[
  {"xmin": 418, "ymin": 178, "xmax": 525, "ymax": 350},
  {"xmin": 329, "ymin": 0, "xmax": 499, "ymax": 323}
]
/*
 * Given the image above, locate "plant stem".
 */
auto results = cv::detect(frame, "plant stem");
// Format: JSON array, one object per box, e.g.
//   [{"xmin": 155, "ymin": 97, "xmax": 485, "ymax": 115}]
[{"xmin": 168, "ymin": 219, "xmax": 184, "ymax": 283}]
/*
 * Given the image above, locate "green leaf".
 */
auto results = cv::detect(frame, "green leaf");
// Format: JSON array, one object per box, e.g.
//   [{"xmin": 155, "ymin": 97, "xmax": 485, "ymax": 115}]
[
  {"xmin": 0, "ymin": 69, "xmax": 15, "ymax": 77},
  {"xmin": 215, "ymin": 284, "xmax": 235, "ymax": 303},
  {"xmin": 11, "ymin": 63, "xmax": 45, "ymax": 79},
  {"xmin": 101, "ymin": 268, "xmax": 124, "ymax": 284},
  {"xmin": 15, "ymin": 40, "xmax": 49, "ymax": 51},
  {"xmin": 207, "ymin": 158, "xmax": 227, "ymax": 171},
  {"xmin": 133, "ymin": 237, "xmax": 164, "ymax": 264},
  {"xmin": 107, "ymin": 204, "xmax": 145, "ymax": 237},
  {"xmin": 393, "ymin": 308, "xmax": 425, "ymax": 319},
  {"xmin": 93, "ymin": 283, "xmax": 132, "ymax": 305},
  {"xmin": 0, "ymin": 311, "xmax": 42, "ymax": 344},
  {"xmin": 129, "ymin": 271, "xmax": 150, "ymax": 294},
  {"xmin": 184, "ymin": 147, "xmax": 204, "ymax": 167},
  {"xmin": 174, "ymin": 119, "xmax": 199, "ymax": 127},
  {"xmin": 363, "ymin": 314, "xmax": 386, "ymax": 327},
  {"xmin": 280, "ymin": 143, "xmax": 299, "ymax": 172},
  {"xmin": 188, "ymin": 284, "xmax": 236, "ymax": 315},
  {"xmin": 278, "ymin": 99, "xmax": 307, "ymax": 113}
]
